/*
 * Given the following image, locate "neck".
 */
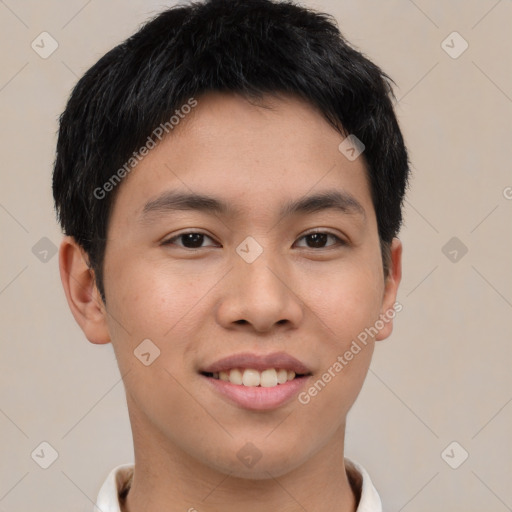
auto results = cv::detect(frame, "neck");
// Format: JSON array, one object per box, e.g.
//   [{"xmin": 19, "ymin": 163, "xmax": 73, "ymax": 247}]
[{"xmin": 123, "ymin": 408, "xmax": 357, "ymax": 512}]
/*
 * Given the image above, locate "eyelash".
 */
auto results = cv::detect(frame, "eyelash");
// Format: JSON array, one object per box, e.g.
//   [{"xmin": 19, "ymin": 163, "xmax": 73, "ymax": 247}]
[{"xmin": 161, "ymin": 230, "xmax": 347, "ymax": 250}]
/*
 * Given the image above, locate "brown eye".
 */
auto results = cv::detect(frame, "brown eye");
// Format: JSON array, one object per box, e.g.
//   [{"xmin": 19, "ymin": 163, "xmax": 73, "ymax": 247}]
[
  {"xmin": 295, "ymin": 231, "xmax": 345, "ymax": 249},
  {"xmin": 163, "ymin": 232, "xmax": 218, "ymax": 249}
]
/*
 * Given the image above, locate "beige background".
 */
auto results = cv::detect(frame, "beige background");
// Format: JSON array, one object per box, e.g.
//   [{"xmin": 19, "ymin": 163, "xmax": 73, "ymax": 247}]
[{"xmin": 1, "ymin": 1, "xmax": 511, "ymax": 511}]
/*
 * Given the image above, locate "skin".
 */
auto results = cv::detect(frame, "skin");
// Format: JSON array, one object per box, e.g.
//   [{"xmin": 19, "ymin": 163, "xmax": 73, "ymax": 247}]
[{"xmin": 59, "ymin": 91, "xmax": 402, "ymax": 512}]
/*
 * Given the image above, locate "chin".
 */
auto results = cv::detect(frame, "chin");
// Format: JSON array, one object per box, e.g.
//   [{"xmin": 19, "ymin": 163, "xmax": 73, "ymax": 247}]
[{"xmin": 202, "ymin": 443, "xmax": 311, "ymax": 481}]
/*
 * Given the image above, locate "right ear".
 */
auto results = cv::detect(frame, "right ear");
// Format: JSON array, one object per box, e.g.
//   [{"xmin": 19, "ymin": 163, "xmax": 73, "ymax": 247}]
[{"xmin": 58, "ymin": 236, "xmax": 111, "ymax": 345}]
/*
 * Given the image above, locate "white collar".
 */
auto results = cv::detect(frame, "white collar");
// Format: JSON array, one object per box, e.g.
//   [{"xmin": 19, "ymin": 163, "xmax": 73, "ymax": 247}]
[{"xmin": 94, "ymin": 458, "xmax": 382, "ymax": 512}]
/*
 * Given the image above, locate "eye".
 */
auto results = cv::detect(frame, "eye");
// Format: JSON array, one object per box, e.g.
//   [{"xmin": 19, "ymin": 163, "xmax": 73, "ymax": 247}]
[
  {"xmin": 294, "ymin": 231, "xmax": 346, "ymax": 249},
  {"xmin": 162, "ymin": 231, "xmax": 219, "ymax": 249},
  {"xmin": 162, "ymin": 230, "xmax": 346, "ymax": 250}
]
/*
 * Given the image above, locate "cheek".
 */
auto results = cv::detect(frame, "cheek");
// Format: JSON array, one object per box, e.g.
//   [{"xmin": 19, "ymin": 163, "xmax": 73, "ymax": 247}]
[
  {"xmin": 298, "ymin": 257, "xmax": 384, "ymax": 338},
  {"xmin": 105, "ymin": 257, "xmax": 204, "ymax": 333},
  {"xmin": 103, "ymin": 258, "xmax": 224, "ymax": 379},
  {"xmin": 292, "ymin": 259, "xmax": 383, "ymax": 404},
  {"xmin": 295, "ymin": 270, "xmax": 380, "ymax": 427},
  {"xmin": 103, "ymin": 263, "xmax": 205, "ymax": 419}
]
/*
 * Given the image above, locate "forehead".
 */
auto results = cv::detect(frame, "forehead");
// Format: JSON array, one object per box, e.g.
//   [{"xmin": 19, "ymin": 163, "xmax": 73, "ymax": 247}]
[{"xmin": 109, "ymin": 91, "xmax": 375, "ymax": 227}]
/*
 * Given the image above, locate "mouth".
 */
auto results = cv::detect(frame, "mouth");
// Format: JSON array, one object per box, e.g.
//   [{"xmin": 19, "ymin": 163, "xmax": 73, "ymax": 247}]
[
  {"xmin": 201, "ymin": 367, "xmax": 310, "ymax": 387},
  {"xmin": 200, "ymin": 352, "xmax": 312, "ymax": 410}
]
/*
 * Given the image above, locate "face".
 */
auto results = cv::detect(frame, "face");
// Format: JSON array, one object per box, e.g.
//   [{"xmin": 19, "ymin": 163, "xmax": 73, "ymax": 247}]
[{"xmin": 95, "ymin": 92, "xmax": 401, "ymax": 478}]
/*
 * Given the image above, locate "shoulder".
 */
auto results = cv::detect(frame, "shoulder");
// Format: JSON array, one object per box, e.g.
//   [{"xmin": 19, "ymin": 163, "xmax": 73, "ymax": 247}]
[
  {"xmin": 94, "ymin": 463, "xmax": 134, "ymax": 512},
  {"xmin": 345, "ymin": 457, "xmax": 383, "ymax": 512},
  {"xmin": 94, "ymin": 459, "xmax": 382, "ymax": 512}
]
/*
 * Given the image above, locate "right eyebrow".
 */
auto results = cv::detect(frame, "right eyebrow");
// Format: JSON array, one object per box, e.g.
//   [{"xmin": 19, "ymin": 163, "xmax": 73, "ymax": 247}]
[{"xmin": 141, "ymin": 190, "xmax": 233, "ymax": 218}]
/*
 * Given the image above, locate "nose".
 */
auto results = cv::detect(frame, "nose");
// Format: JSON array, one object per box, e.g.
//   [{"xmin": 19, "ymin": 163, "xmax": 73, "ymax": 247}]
[{"xmin": 215, "ymin": 251, "xmax": 304, "ymax": 334}]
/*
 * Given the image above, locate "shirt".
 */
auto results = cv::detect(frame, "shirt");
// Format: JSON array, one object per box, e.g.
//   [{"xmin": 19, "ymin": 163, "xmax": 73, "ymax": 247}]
[{"xmin": 94, "ymin": 458, "xmax": 382, "ymax": 511}]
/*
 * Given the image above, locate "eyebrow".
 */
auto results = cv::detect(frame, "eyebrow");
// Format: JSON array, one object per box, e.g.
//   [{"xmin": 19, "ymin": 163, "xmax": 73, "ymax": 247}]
[{"xmin": 140, "ymin": 189, "xmax": 366, "ymax": 222}]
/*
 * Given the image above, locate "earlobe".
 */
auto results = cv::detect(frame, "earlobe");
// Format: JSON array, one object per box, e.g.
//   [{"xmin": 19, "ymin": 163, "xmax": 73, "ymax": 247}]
[
  {"xmin": 58, "ymin": 237, "xmax": 111, "ymax": 345},
  {"xmin": 375, "ymin": 237, "xmax": 402, "ymax": 341}
]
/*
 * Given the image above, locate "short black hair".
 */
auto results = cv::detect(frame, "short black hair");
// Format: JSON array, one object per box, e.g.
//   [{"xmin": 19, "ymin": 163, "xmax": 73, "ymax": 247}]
[{"xmin": 52, "ymin": 0, "xmax": 410, "ymax": 301}]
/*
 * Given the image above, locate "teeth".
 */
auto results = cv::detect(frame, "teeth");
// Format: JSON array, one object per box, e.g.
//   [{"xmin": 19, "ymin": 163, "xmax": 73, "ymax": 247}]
[
  {"xmin": 229, "ymin": 368, "xmax": 243, "ymax": 385},
  {"xmin": 260, "ymin": 369, "xmax": 278, "ymax": 387},
  {"xmin": 276, "ymin": 369, "xmax": 288, "ymax": 384},
  {"xmin": 211, "ymin": 368, "xmax": 299, "ymax": 387},
  {"xmin": 242, "ymin": 369, "xmax": 260, "ymax": 387}
]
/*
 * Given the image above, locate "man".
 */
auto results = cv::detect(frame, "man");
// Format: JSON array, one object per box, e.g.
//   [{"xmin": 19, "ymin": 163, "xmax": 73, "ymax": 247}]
[{"xmin": 53, "ymin": 0, "xmax": 409, "ymax": 510}]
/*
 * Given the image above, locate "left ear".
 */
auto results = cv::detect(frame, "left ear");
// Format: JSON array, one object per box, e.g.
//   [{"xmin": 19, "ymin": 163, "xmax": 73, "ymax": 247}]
[{"xmin": 375, "ymin": 237, "xmax": 402, "ymax": 341}]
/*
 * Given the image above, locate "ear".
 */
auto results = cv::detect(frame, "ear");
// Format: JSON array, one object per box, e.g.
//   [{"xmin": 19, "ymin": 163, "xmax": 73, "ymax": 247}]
[
  {"xmin": 375, "ymin": 237, "xmax": 402, "ymax": 341},
  {"xmin": 58, "ymin": 236, "xmax": 111, "ymax": 344}
]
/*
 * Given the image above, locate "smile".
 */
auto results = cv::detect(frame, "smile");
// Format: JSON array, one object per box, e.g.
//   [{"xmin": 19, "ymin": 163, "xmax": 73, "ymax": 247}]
[
  {"xmin": 200, "ymin": 351, "xmax": 313, "ymax": 410},
  {"xmin": 202, "ymin": 368, "xmax": 303, "ymax": 387}
]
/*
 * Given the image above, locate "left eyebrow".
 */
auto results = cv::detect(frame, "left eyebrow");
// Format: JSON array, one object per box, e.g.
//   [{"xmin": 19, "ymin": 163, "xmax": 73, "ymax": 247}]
[
  {"xmin": 139, "ymin": 189, "xmax": 366, "ymax": 222},
  {"xmin": 280, "ymin": 190, "xmax": 366, "ymax": 220}
]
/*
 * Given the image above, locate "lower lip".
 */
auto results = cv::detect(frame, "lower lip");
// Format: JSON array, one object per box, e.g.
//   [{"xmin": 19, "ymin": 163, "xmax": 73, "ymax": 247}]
[{"xmin": 202, "ymin": 375, "xmax": 310, "ymax": 411}]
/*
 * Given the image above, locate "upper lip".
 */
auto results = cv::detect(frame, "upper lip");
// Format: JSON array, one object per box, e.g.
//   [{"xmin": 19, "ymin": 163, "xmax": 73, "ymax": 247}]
[{"xmin": 201, "ymin": 351, "xmax": 312, "ymax": 374}]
